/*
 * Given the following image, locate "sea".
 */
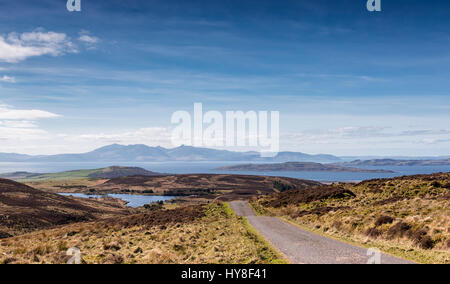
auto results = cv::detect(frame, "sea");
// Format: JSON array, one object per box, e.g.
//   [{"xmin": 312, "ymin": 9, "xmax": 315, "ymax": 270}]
[{"xmin": 1, "ymin": 161, "xmax": 450, "ymax": 182}]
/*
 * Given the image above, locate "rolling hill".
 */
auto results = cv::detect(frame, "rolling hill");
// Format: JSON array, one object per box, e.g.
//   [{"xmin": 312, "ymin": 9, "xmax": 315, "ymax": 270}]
[
  {"xmin": 0, "ymin": 166, "xmax": 162, "ymax": 181},
  {"xmin": 0, "ymin": 178, "xmax": 133, "ymax": 237},
  {"xmin": 98, "ymin": 174, "xmax": 322, "ymax": 200}
]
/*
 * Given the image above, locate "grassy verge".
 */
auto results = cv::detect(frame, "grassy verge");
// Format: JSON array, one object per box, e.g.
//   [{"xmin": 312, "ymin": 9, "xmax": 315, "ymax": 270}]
[
  {"xmin": 222, "ymin": 202, "xmax": 236, "ymax": 218},
  {"xmin": 239, "ymin": 216, "xmax": 289, "ymax": 264},
  {"xmin": 223, "ymin": 201, "xmax": 288, "ymax": 264},
  {"xmin": 248, "ymin": 201, "xmax": 272, "ymax": 216}
]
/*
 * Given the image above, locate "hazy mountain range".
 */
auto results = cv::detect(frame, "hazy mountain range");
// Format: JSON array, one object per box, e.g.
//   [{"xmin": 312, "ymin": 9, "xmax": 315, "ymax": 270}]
[
  {"xmin": 1, "ymin": 144, "xmax": 450, "ymax": 165},
  {"xmin": 0, "ymin": 144, "xmax": 342, "ymax": 163}
]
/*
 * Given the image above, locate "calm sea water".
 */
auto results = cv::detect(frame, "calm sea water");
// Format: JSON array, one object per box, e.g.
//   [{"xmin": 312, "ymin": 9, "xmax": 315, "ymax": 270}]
[
  {"xmin": 58, "ymin": 193, "xmax": 175, "ymax": 208},
  {"xmin": 1, "ymin": 161, "xmax": 450, "ymax": 182}
]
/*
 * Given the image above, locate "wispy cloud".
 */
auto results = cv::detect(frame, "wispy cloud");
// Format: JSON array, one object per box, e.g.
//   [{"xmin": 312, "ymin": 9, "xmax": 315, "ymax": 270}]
[
  {"xmin": 283, "ymin": 126, "xmax": 388, "ymax": 143},
  {"xmin": 78, "ymin": 31, "xmax": 100, "ymax": 50},
  {"xmin": 0, "ymin": 103, "xmax": 60, "ymax": 120},
  {"xmin": 0, "ymin": 103, "xmax": 60, "ymax": 146},
  {"xmin": 79, "ymin": 35, "xmax": 99, "ymax": 44},
  {"xmin": 0, "ymin": 29, "xmax": 77, "ymax": 63},
  {"xmin": 284, "ymin": 126, "xmax": 450, "ymax": 142},
  {"xmin": 400, "ymin": 129, "xmax": 450, "ymax": 136},
  {"xmin": 278, "ymin": 125, "xmax": 450, "ymax": 156},
  {"xmin": 0, "ymin": 75, "xmax": 15, "ymax": 83}
]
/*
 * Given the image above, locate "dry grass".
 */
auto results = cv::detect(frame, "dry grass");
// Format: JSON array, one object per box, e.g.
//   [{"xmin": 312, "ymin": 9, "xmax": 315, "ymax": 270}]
[
  {"xmin": 26, "ymin": 174, "xmax": 321, "ymax": 203},
  {"xmin": 0, "ymin": 203, "xmax": 282, "ymax": 264},
  {"xmin": 251, "ymin": 173, "xmax": 450, "ymax": 264},
  {"xmin": 25, "ymin": 179, "xmax": 108, "ymax": 194},
  {"xmin": 0, "ymin": 179, "xmax": 133, "ymax": 237}
]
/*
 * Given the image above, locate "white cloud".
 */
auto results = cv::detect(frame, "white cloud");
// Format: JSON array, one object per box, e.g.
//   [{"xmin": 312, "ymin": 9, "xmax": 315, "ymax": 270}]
[
  {"xmin": 0, "ymin": 125, "xmax": 47, "ymax": 140},
  {"xmin": 0, "ymin": 120, "xmax": 37, "ymax": 128},
  {"xmin": 283, "ymin": 126, "xmax": 388, "ymax": 142},
  {"xmin": 280, "ymin": 124, "xmax": 450, "ymax": 156},
  {"xmin": 0, "ymin": 29, "xmax": 77, "ymax": 63},
  {"xmin": 0, "ymin": 104, "xmax": 60, "ymax": 146},
  {"xmin": 78, "ymin": 31, "xmax": 100, "ymax": 50},
  {"xmin": 400, "ymin": 129, "xmax": 450, "ymax": 136},
  {"xmin": 79, "ymin": 35, "xmax": 99, "ymax": 44},
  {"xmin": 0, "ymin": 104, "xmax": 60, "ymax": 120},
  {"xmin": 0, "ymin": 75, "xmax": 15, "ymax": 83}
]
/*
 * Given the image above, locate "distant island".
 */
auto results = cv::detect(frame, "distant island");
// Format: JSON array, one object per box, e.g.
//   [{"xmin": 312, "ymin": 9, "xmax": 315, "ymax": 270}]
[
  {"xmin": 340, "ymin": 159, "xmax": 450, "ymax": 167},
  {"xmin": 0, "ymin": 144, "xmax": 342, "ymax": 163},
  {"xmin": 217, "ymin": 162, "xmax": 394, "ymax": 173}
]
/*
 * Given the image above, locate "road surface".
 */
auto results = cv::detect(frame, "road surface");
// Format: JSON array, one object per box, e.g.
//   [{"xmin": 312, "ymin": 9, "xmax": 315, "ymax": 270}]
[{"xmin": 229, "ymin": 201, "xmax": 413, "ymax": 264}]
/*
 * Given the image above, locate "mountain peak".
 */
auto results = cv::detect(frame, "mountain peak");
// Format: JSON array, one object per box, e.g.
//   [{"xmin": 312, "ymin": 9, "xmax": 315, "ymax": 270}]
[{"xmin": 93, "ymin": 144, "xmax": 125, "ymax": 151}]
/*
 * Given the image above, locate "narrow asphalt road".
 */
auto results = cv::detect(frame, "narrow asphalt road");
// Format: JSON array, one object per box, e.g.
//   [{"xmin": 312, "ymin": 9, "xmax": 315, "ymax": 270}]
[{"xmin": 229, "ymin": 201, "xmax": 413, "ymax": 264}]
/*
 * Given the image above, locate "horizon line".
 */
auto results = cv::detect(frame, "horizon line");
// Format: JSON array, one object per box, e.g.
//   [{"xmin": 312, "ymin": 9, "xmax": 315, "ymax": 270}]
[{"xmin": 1, "ymin": 143, "xmax": 449, "ymax": 159}]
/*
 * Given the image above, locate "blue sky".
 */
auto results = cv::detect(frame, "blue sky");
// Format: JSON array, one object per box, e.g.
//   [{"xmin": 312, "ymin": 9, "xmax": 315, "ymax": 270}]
[{"xmin": 0, "ymin": 0, "xmax": 449, "ymax": 155}]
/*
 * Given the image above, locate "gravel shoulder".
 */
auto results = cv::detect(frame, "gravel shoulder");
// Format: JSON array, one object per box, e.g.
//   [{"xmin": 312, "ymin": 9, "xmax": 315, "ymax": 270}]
[{"xmin": 229, "ymin": 201, "xmax": 414, "ymax": 264}]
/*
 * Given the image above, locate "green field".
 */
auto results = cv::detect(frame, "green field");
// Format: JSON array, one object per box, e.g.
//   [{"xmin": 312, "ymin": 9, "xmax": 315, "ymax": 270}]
[{"xmin": 18, "ymin": 169, "xmax": 101, "ymax": 182}]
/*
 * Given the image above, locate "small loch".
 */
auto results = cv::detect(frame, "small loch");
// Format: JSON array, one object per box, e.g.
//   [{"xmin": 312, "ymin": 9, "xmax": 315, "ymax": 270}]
[{"xmin": 59, "ymin": 193, "xmax": 176, "ymax": 208}]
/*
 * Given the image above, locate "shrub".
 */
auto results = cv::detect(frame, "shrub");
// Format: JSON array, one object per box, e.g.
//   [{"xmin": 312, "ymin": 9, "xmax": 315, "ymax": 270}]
[
  {"xmin": 332, "ymin": 221, "xmax": 343, "ymax": 230},
  {"xmin": 103, "ymin": 243, "xmax": 121, "ymax": 251},
  {"xmin": 411, "ymin": 229, "xmax": 428, "ymax": 243},
  {"xmin": 365, "ymin": 227, "xmax": 382, "ymax": 238},
  {"xmin": 264, "ymin": 186, "xmax": 355, "ymax": 208},
  {"xmin": 411, "ymin": 229, "xmax": 434, "ymax": 250},
  {"xmin": 430, "ymin": 181, "xmax": 442, "ymax": 188},
  {"xmin": 144, "ymin": 201, "xmax": 164, "ymax": 211},
  {"xmin": 1, "ymin": 258, "xmax": 16, "ymax": 264},
  {"xmin": 418, "ymin": 236, "xmax": 434, "ymax": 250},
  {"xmin": 387, "ymin": 222, "xmax": 411, "ymax": 239},
  {"xmin": 0, "ymin": 231, "xmax": 12, "ymax": 239},
  {"xmin": 273, "ymin": 181, "xmax": 296, "ymax": 192},
  {"xmin": 375, "ymin": 216, "xmax": 394, "ymax": 227}
]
